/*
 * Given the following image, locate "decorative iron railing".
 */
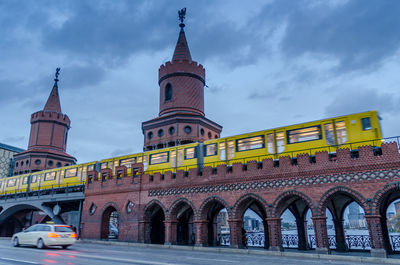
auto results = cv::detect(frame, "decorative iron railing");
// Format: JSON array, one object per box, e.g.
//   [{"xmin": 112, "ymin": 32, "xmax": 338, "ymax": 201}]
[{"xmin": 219, "ymin": 233, "xmax": 400, "ymax": 251}]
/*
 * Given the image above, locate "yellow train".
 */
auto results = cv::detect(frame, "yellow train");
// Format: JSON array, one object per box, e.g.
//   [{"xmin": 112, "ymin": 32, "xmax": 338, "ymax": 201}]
[{"xmin": 0, "ymin": 110, "xmax": 383, "ymax": 196}]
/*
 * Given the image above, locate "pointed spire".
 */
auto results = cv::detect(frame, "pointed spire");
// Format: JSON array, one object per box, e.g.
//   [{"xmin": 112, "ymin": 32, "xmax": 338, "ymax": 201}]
[
  {"xmin": 43, "ymin": 68, "xmax": 62, "ymax": 113},
  {"xmin": 172, "ymin": 8, "xmax": 192, "ymax": 62}
]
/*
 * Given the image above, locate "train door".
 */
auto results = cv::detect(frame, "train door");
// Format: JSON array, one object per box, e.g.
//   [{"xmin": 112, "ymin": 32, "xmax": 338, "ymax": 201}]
[
  {"xmin": 323, "ymin": 120, "xmax": 347, "ymax": 147},
  {"xmin": 138, "ymin": 155, "xmax": 148, "ymax": 171},
  {"xmin": 219, "ymin": 141, "xmax": 226, "ymax": 161},
  {"xmin": 266, "ymin": 132, "xmax": 285, "ymax": 156},
  {"xmin": 177, "ymin": 149, "xmax": 183, "ymax": 167},
  {"xmin": 227, "ymin": 140, "xmax": 234, "ymax": 160},
  {"xmin": 170, "ymin": 149, "xmax": 177, "ymax": 169}
]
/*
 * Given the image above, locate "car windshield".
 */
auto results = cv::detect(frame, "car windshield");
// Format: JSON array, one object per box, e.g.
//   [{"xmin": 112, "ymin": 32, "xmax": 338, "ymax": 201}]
[{"xmin": 55, "ymin": 226, "xmax": 73, "ymax": 232}]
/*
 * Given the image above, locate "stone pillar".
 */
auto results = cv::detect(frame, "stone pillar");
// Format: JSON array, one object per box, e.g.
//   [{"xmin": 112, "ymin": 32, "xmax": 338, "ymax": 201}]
[
  {"xmin": 365, "ymin": 215, "xmax": 387, "ymax": 258},
  {"xmin": 164, "ymin": 220, "xmax": 177, "ymax": 245},
  {"xmin": 138, "ymin": 221, "xmax": 147, "ymax": 243},
  {"xmin": 228, "ymin": 219, "xmax": 243, "ymax": 248},
  {"xmin": 296, "ymin": 216, "xmax": 307, "ymax": 250},
  {"xmin": 194, "ymin": 220, "xmax": 207, "ymax": 246},
  {"xmin": 266, "ymin": 218, "xmax": 283, "ymax": 251},
  {"xmin": 333, "ymin": 218, "xmax": 348, "ymax": 252},
  {"xmin": 312, "ymin": 216, "xmax": 330, "ymax": 254}
]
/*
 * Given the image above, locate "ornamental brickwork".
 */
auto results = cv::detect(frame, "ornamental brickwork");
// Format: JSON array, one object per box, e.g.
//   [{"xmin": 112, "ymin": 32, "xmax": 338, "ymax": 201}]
[{"xmin": 81, "ymin": 142, "xmax": 400, "ymax": 258}]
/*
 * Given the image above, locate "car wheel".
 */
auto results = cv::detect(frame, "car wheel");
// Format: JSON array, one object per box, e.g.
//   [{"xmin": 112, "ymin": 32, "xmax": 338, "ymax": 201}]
[
  {"xmin": 13, "ymin": 237, "xmax": 19, "ymax": 247},
  {"xmin": 37, "ymin": 238, "xmax": 45, "ymax": 249},
  {"xmin": 62, "ymin": 245, "xmax": 70, "ymax": 249}
]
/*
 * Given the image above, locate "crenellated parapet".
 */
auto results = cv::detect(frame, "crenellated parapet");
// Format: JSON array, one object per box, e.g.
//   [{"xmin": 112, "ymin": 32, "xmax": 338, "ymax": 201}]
[
  {"xmin": 30, "ymin": 110, "xmax": 70, "ymax": 127},
  {"xmin": 159, "ymin": 60, "xmax": 205, "ymax": 82}
]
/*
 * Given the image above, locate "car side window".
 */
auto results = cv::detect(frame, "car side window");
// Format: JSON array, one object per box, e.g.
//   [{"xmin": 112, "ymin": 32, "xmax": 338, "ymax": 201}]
[
  {"xmin": 43, "ymin": 226, "xmax": 51, "ymax": 231},
  {"xmin": 24, "ymin": 225, "xmax": 36, "ymax": 232}
]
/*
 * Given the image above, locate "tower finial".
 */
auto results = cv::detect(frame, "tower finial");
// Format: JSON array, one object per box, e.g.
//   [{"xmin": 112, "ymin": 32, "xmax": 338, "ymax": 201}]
[
  {"xmin": 178, "ymin": 8, "xmax": 186, "ymax": 29},
  {"xmin": 54, "ymin": 67, "xmax": 61, "ymax": 86}
]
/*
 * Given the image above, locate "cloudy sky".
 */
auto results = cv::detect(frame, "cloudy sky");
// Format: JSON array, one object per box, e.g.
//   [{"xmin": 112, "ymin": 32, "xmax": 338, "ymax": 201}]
[{"xmin": 1, "ymin": 0, "xmax": 399, "ymax": 163}]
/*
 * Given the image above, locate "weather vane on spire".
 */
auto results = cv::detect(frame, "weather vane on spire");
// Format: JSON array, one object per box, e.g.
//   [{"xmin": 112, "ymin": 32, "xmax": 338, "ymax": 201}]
[
  {"xmin": 178, "ymin": 8, "xmax": 186, "ymax": 29},
  {"xmin": 54, "ymin": 67, "xmax": 61, "ymax": 86}
]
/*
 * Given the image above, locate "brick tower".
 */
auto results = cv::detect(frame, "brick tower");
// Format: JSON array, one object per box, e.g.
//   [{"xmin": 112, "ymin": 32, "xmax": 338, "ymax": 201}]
[
  {"xmin": 13, "ymin": 68, "xmax": 76, "ymax": 174},
  {"xmin": 142, "ymin": 9, "xmax": 222, "ymax": 150}
]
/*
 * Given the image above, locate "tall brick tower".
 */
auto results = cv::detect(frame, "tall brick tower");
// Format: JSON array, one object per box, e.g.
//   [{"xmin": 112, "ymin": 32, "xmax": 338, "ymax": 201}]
[
  {"xmin": 142, "ymin": 8, "xmax": 222, "ymax": 150},
  {"xmin": 13, "ymin": 68, "xmax": 76, "ymax": 175}
]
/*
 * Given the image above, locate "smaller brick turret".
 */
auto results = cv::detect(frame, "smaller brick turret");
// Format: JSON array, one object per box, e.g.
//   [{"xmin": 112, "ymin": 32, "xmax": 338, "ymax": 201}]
[
  {"xmin": 13, "ymin": 69, "xmax": 76, "ymax": 174},
  {"xmin": 142, "ymin": 10, "xmax": 222, "ymax": 150}
]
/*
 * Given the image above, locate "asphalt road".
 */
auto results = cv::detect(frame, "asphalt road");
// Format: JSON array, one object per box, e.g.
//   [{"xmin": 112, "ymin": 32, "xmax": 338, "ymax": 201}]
[{"xmin": 0, "ymin": 239, "xmax": 386, "ymax": 265}]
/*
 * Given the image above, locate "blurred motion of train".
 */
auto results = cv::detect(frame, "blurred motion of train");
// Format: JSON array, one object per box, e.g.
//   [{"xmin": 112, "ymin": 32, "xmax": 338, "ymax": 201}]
[{"xmin": 0, "ymin": 110, "xmax": 383, "ymax": 196}]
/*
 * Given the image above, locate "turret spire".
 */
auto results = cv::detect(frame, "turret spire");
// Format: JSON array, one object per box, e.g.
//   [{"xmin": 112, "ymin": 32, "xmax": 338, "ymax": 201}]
[
  {"xmin": 43, "ymin": 68, "xmax": 62, "ymax": 113},
  {"xmin": 172, "ymin": 8, "xmax": 192, "ymax": 62}
]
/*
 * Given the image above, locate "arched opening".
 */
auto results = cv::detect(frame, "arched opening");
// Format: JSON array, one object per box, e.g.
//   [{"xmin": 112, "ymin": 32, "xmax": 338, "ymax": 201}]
[
  {"xmin": 235, "ymin": 196, "xmax": 269, "ymax": 249},
  {"xmin": 100, "ymin": 206, "xmax": 119, "ymax": 240},
  {"xmin": 322, "ymin": 192, "xmax": 369, "ymax": 252},
  {"xmin": 165, "ymin": 83, "xmax": 172, "ymax": 101},
  {"xmin": 170, "ymin": 202, "xmax": 194, "ymax": 245},
  {"xmin": 378, "ymin": 188, "xmax": 400, "ymax": 254},
  {"xmin": 277, "ymin": 195, "xmax": 312, "ymax": 250},
  {"xmin": 200, "ymin": 199, "xmax": 229, "ymax": 247},
  {"xmin": 150, "ymin": 207, "xmax": 165, "ymax": 244}
]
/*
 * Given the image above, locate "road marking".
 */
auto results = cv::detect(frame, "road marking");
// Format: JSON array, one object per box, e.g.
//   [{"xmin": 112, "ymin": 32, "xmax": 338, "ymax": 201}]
[
  {"xmin": 0, "ymin": 257, "xmax": 40, "ymax": 264},
  {"xmin": 185, "ymin": 257, "xmax": 239, "ymax": 263}
]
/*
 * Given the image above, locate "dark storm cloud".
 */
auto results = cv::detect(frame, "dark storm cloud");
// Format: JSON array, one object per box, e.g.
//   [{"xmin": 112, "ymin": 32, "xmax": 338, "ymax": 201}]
[{"xmin": 256, "ymin": 0, "xmax": 400, "ymax": 71}]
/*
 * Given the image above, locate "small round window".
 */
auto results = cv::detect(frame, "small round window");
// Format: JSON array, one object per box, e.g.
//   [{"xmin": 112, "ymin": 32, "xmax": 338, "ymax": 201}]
[
  {"xmin": 169, "ymin": 127, "xmax": 175, "ymax": 135},
  {"xmin": 184, "ymin": 126, "xmax": 192, "ymax": 134},
  {"xmin": 26, "ymin": 160, "xmax": 29, "ymax": 166},
  {"xmin": 200, "ymin": 128, "xmax": 205, "ymax": 136},
  {"xmin": 35, "ymin": 159, "xmax": 41, "ymax": 165},
  {"xmin": 158, "ymin": 129, "xmax": 164, "ymax": 137},
  {"xmin": 15, "ymin": 162, "xmax": 19, "ymax": 167},
  {"xmin": 56, "ymin": 162, "xmax": 62, "ymax": 167},
  {"xmin": 147, "ymin": 131, "xmax": 153, "ymax": 139},
  {"xmin": 21, "ymin": 161, "xmax": 24, "ymax": 166},
  {"xmin": 208, "ymin": 132, "xmax": 212, "ymax": 139},
  {"xmin": 48, "ymin": 160, "xmax": 54, "ymax": 166}
]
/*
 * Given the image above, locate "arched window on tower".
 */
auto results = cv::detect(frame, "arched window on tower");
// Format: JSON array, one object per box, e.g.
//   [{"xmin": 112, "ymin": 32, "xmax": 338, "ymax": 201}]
[{"xmin": 165, "ymin": 83, "xmax": 172, "ymax": 101}]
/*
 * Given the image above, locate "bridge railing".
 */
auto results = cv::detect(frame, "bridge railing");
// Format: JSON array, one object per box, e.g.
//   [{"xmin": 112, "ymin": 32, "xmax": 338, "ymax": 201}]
[{"xmin": 220, "ymin": 233, "xmax": 400, "ymax": 251}]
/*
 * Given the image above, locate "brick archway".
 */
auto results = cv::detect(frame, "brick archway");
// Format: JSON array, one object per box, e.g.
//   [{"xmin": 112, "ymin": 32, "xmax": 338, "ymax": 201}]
[
  {"xmin": 272, "ymin": 190, "xmax": 316, "ymax": 218},
  {"xmin": 143, "ymin": 199, "xmax": 166, "ymax": 244},
  {"xmin": 371, "ymin": 182, "xmax": 400, "ymax": 253},
  {"xmin": 272, "ymin": 190, "xmax": 315, "ymax": 251},
  {"xmin": 317, "ymin": 186, "xmax": 369, "ymax": 216},
  {"xmin": 232, "ymin": 193, "xmax": 269, "ymax": 249},
  {"xmin": 100, "ymin": 203, "xmax": 120, "ymax": 240},
  {"xmin": 168, "ymin": 197, "xmax": 196, "ymax": 245},
  {"xmin": 198, "ymin": 196, "xmax": 232, "ymax": 220}
]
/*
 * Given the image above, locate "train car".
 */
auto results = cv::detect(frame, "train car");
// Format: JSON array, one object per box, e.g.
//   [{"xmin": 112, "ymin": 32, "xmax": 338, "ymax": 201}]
[
  {"xmin": 0, "ymin": 179, "xmax": 3, "ymax": 194},
  {"xmin": 99, "ymin": 153, "xmax": 146, "ymax": 180},
  {"xmin": 202, "ymin": 110, "xmax": 382, "ymax": 166},
  {"xmin": 3, "ymin": 175, "xmax": 21, "ymax": 195},
  {"xmin": 145, "ymin": 142, "xmax": 199, "ymax": 175}
]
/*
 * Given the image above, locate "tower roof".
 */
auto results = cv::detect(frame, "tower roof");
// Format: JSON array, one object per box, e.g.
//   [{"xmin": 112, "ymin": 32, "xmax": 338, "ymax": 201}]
[
  {"xmin": 43, "ymin": 68, "xmax": 62, "ymax": 113},
  {"xmin": 172, "ymin": 28, "xmax": 192, "ymax": 62},
  {"xmin": 43, "ymin": 85, "xmax": 62, "ymax": 112}
]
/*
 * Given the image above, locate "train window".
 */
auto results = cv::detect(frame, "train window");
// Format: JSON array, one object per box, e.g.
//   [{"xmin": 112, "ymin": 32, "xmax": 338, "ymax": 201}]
[
  {"xmin": 101, "ymin": 162, "xmax": 109, "ymax": 169},
  {"xmin": 31, "ymin": 175, "xmax": 37, "ymax": 183},
  {"xmin": 65, "ymin": 168, "xmax": 78, "ymax": 178},
  {"xmin": 276, "ymin": 132, "xmax": 285, "ymax": 153},
  {"xmin": 7, "ymin": 179, "xmax": 17, "ymax": 187},
  {"xmin": 362, "ymin": 117, "xmax": 372, "ymax": 130},
  {"xmin": 185, "ymin": 147, "xmax": 196, "ymax": 160},
  {"xmin": 87, "ymin": 164, "xmax": 95, "ymax": 171},
  {"xmin": 236, "ymin": 136, "xmax": 265, "ymax": 152},
  {"xmin": 204, "ymin": 143, "xmax": 217, "ymax": 156},
  {"xmin": 44, "ymin": 172, "xmax": 56, "ymax": 181},
  {"xmin": 120, "ymin": 157, "xmax": 136, "ymax": 168},
  {"xmin": 150, "ymin": 152, "xmax": 169, "ymax": 165},
  {"xmin": 324, "ymin": 124, "xmax": 335, "ymax": 145},
  {"xmin": 227, "ymin": 141, "xmax": 234, "ymax": 159},
  {"xmin": 170, "ymin": 150, "xmax": 176, "ymax": 167},
  {"xmin": 287, "ymin": 126, "xmax": 322, "ymax": 144},
  {"xmin": 22, "ymin": 176, "xmax": 28, "ymax": 185}
]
